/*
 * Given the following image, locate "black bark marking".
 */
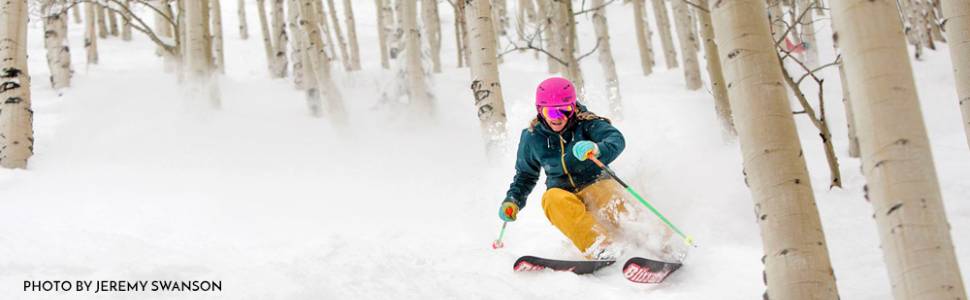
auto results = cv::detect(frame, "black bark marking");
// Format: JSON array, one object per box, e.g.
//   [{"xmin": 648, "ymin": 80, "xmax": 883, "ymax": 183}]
[
  {"xmin": 470, "ymin": 80, "xmax": 491, "ymax": 104},
  {"xmin": 727, "ymin": 49, "xmax": 741, "ymax": 59},
  {"xmin": 760, "ymin": 214, "xmax": 767, "ymax": 221},
  {"xmin": 794, "ymin": 178, "xmax": 800, "ymax": 184},
  {"xmin": 895, "ymin": 138, "xmax": 909, "ymax": 145},
  {"xmin": 863, "ymin": 184, "xmax": 870, "ymax": 202},
  {"xmin": 886, "ymin": 203, "xmax": 903, "ymax": 216},
  {"xmin": 1, "ymin": 68, "xmax": 22, "ymax": 78},
  {"xmin": 4, "ymin": 97, "xmax": 23, "ymax": 104}
]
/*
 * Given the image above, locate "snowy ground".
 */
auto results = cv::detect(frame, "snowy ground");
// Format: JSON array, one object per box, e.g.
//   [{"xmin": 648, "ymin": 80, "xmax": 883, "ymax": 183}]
[{"xmin": 2, "ymin": 1, "xmax": 968, "ymax": 299}]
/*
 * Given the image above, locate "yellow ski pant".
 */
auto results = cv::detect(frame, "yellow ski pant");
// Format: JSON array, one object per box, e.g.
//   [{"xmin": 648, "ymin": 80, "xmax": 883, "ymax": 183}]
[{"xmin": 541, "ymin": 179, "xmax": 627, "ymax": 253}]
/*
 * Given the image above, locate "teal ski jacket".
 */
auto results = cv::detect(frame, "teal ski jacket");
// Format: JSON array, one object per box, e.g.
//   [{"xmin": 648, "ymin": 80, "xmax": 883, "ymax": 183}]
[{"xmin": 504, "ymin": 106, "xmax": 625, "ymax": 209}]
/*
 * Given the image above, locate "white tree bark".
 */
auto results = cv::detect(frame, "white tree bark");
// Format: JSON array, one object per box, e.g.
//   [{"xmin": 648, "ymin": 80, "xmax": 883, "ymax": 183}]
[
  {"xmin": 298, "ymin": 0, "xmax": 346, "ymax": 121},
  {"xmin": 107, "ymin": 3, "xmax": 119, "ymax": 37},
  {"xmin": 238, "ymin": 0, "xmax": 249, "ymax": 39},
  {"xmin": 72, "ymin": 3, "xmax": 81, "ymax": 24},
  {"xmin": 97, "ymin": 4, "xmax": 108, "ymax": 38},
  {"xmin": 288, "ymin": 0, "xmax": 305, "ymax": 89},
  {"xmin": 831, "ymin": 0, "xmax": 967, "ymax": 299},
  {"xmin": 325, "ymin": 0, "xmax": 351, "ymax": 71},
  {"xmin": 711, "ymin": 0, "xmax": 840, "ymax": 298},
  {"xmin": 403, "ymin": 0, "xmax": 432, "ymax": 114},
  {"xmin": 671, "ymin": 0, "xmax": 702, "ymax": 90},
  {"xmin": 554, "ymin": 0, "xmax": 584, "ymax": 96},
  {"xmin": 376, "ymin": 0, "xmax": 390, "ymax": 69},
  {"xmin": 209, "ymin": 0, "xmax": 225, "ymax": 73},
  {"xmin": 900, "ymin": 0, "xmax": 928, "ymax": 59},
  {"xmin": 421, "ymin": 0, "xmax": 441, "ymax": 73},
  {"xmin": 837, "ymin": 60, "xmax": 860, "ymax": 158},
  {"xmin": 651, "ymin": 0, "xmax": 678, "ymax": 69},
  {"xmin": 271, "ymin": 0, "xmax": 289, "ymax": 77},
  {"xmin": 942, "ymin": 0, "xmax": 970, "ymax": 150},
  {"xmin": 697, "ymin": 0, "xmax": 734, "ymax": 137},
  {"xmin": 465, "ymin": 0, "xmax": 508, "ymax": 152},
  {"xmin": 256, "ymin": 0, "xmax": 276, "ymax": 74},
  {"xmin": 316, "ymin": 0, "xmax": 337, "ymax": 63},
  {"xmin": 538, "ymin": 1, "xmax": 559, "ymax": 73},
  {"xmin": 43, "ymin": 1, "xmax": 72, "ymax": 90},
  {"xmin": 85, "ymin": 1, "xmax": 99, "ymax": 64},
  {"xmin": 632, "ymin": 0, "xmax": 655, "ymax": 76},
  {"xmin": 592, "ymin": 0, "xmax": 622, "ymax": 118},
  {"xmin": 120, "ymin": 0, "xmax": 132, "ymax": 41},
  {"xmin": 343, "ymin": 0, "xmax": 361, "ymax": 71},
  {"xmin": 0, "ymin": 0, "xmax": 32, "ymax": 169},
  {"xmin": 185, "ymin": 0, "xmax": 221, "ymax": 108}
]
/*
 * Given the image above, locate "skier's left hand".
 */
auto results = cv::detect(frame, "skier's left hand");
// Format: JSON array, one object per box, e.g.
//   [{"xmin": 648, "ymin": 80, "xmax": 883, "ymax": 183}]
[
  {"xmin": 572, "ymin": 141, "xmax": 599, "ymax": 161},
  {"xmin": 499, "ymin": 200, "xmax": 519, "ymax": 222}
]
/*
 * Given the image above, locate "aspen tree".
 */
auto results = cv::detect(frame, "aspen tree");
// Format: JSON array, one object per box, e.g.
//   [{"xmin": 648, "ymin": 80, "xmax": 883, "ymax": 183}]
[
  {"xmin": 696, "ymin": 0, "xmax": 733, "ymax": 136},
  {"xmin": 211, "ymin": 0, "xmax": 225, "ymax": 73},
  {"xmin": 256, "ymin": 0, "xmax": 277, "ymax": 74},
  {"xmin": 85, "ymin": 1, "xmax": 98, "ymax": 64},
  {"xmin": 711, "ymin": 1, "xmax": 839, "ymax": 298},
  {"xmin": 465, "ymin": 0, "xmax": 509, "ymax": 152},
  {"xmin": 376, "ymin": 0, "xmax": 389, "ymax": 69},
  {"xmin": 454, "ymin": 0, "xmax": 469, "ymax": 68},
  {"xmin": 72, "ymin": 3, "xmax": 81, "ymax": 24},
  {"xmin": 796, "ymin": 0, "xmax": 818, "ymax": 67},
  {"xmin": 591, "ymin": 0, "xmax": 622, "ymax": 118},
  {"xmin": 316, "ymin": 0, "xmax": 337, "ymax": 62},
  {"xmin": 554, "ymin": 0, "xmax": 584, "ymax": 96},
  {"xmin": 120, "ymin": 0, "xmax": 132, "ymax": 41},
  {"xmin": 42, "ymin": 0, "xmax": 72, "ymax": 90},
  {"xmin": 421, "ymin": 0, "xmax": 442, "ymax": 73},
  {"xmin": 238, "ymin": 0, "xmax": 249, "ymax": 39},
  {"xmin": 288, "ymin": 0, "xmax": 306, "ymax": 89},
  {"xmin": 97, "ymin": 4, "xmax": 108, "ymax": 38},
  {"xmin": 671, "ymin": 0, "xmax": 702, "ymax": 90},
  {"xmin": 107, "ymin": 4, "xmax": 119, "ymax": 37},
  {"xmin": 941, "ymin": 0, "xmax": 970, "ymax": 149},
  {"xmin": 343, "ymin": 0, "xmax": 361, "ymax": 70},
  {"xmin": 632, "ymin": 0, "xmax": 655, "ymax": 76},
  {"xmin": 537, "ymin": 1, "xmax": 559, "ymax": 73},
  {"xmin": 832, "ymin": 1, "xmax": 968, "ymax": 298},
  {"xmin": 651, "ymin": 0, "xmax": 677, "ymax": 69},
  {"xmin": 298, "ymin": 0, "xmax": 346, "ymax": 121},
  {"xmin": 325, "ymin": 0, "xmax": 351, "ymax": 71},
  {"xmin": 0, "ymin": 0, "xmax": 32, "ymax": 169},
  {"xmin": 403, "ymin": 0, "xmax": 432, "ymax": 114},
  {"xmin": 271, "ymin": 0, "xmax": 288, "ymax": 77}
]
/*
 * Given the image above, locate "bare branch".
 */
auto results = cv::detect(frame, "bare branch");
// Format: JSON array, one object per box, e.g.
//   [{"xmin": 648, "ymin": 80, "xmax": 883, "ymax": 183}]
[{"xmin": 573, "ymin": 0, "xmax": 618, "ymax": 15}]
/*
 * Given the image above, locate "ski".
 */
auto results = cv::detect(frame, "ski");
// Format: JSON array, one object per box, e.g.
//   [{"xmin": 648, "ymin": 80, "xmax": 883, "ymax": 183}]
[
  {"xmin": 513, "ymin": 256, "xmax": 615, "ymax": 275},
  {"xmin": 622, "ymin": 257, "xmax": 682, "ymax": 284}
]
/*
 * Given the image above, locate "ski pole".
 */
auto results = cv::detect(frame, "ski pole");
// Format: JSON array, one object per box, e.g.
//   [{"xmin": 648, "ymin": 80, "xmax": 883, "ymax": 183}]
[
  {"xmin": 587, "ymin": 155, "xmax": 696, "ymax": 247},
  {"xmin": 492, "ymin": 221, "xmax": 508, "ymax": 249}
]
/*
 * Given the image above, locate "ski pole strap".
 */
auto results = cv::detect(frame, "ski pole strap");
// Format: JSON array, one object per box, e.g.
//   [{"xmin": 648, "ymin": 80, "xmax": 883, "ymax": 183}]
[{"xmin": 588, "ymin": 156, "xmax": 696, "ymax": 247}]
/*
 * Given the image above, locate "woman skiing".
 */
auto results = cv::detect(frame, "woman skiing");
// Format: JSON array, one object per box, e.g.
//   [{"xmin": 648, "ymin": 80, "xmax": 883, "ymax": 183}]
[{"xmin": 499, "ymin": 77, "xmax": 628, "ymax": 260}]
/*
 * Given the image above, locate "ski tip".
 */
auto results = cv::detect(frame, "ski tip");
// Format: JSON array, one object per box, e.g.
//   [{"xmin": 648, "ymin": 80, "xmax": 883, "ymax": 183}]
[{"xmin": 622, "ymin": 257, "xmax": 682, "ymax": 284}]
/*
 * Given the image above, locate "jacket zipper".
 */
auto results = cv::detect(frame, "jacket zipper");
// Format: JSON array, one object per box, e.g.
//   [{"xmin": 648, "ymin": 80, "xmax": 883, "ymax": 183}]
[{"xmin": 558, "ymin": 134, "xmax": 578, "ymax": 190}]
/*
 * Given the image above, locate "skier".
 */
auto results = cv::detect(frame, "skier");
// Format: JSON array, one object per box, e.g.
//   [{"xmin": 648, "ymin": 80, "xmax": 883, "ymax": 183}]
[{"xmin": 499, "ymin": 77, "xmax": 628, "ymax": 260}]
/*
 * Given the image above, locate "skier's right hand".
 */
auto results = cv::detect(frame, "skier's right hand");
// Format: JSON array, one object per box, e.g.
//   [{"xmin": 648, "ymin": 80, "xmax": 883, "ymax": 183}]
[{"xmin": 499, "ymin": 200, "xmax": 520, "ymax": 222}]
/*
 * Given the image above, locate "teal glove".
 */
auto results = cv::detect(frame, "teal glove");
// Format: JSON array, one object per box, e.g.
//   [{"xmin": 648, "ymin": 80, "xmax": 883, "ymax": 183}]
[
  {"xmin": 499, "ymin": 200, "xmax": 520, "ymax": 222},
  {"xmin": 572, "ymin": 141, "xmax": 600, "ymax": 161}
]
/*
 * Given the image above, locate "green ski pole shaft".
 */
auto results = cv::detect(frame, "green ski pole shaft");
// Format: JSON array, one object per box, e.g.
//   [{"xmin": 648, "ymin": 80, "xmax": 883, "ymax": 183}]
[
  {"xmin": 492, "ymin": 222, "xmax": 508, "ymax": 249},
  {"xmin": 588, "ymin": 156, "xmax": 696, "ymax": 247}
]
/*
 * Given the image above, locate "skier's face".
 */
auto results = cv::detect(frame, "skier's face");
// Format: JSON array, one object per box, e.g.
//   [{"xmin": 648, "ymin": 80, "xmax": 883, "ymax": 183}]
[
  {"xmin": 539, "ymin": 105, "xmax": 574, "ymax": 133},
  {"xmin": 547, "ymin": 117, "xmax": 568, "ymax": 132}
]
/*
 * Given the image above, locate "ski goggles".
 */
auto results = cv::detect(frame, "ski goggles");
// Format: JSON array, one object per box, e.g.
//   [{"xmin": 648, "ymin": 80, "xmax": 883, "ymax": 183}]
[{"xmin": 538, "ymin": 104, "xmax": 576, "ymax": 120}]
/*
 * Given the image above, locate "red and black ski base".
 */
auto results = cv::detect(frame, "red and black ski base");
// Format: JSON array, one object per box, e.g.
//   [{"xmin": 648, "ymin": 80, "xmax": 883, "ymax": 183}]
[
  {"xmin": 622, "ymin": 257, "xmax": 682, "ymax": 284},
  {"xmin": 513, "ymin": 256, "xmax": 615, "ymax": 275}
]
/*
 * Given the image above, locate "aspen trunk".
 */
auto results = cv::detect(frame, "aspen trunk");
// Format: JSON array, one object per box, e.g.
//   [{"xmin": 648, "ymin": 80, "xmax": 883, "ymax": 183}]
[
  {"xmin": 697, "ymin": 0, "xmax": 734, "ymax": 136},
  {"xmin": 186, "ymin": 0, "xmax": 221, "ymax": 108},
  {"xmin": 343, "ymin": 0, "xmax": 361, "ymax": 70},
  {"xmin": 43, "ymin": 1, "xmax": 72, "ymax": 90},
  {"xmin": 831, "ymin": 1, "xmax": 967, "ymax": 298},
  {"xmin": 421, "ymin": 0, "xmax": 442, "ymax": 73},
  {"xmin": 403, "ymin": 0, "xmax": 432, "ymax": 114},
  {"xmin": 795, "ymin": 0, "xmax": 819, "ymax": 67},
  {"xmin": 0, "ymin": 0, "xmax": 31, "ymax": 169},
  {"xmin": 376, "ymin": 0, "xmax": 390, "ymax": 69},
  {"xmin": 900, "ymin": 0, "xmax": 927, "ymax": 59},
  {"xmin": 120, "ymin": 0, "xmax": 132, "ymax": 41},
  {"xmin": 555, "ymin": 1, "xmax": 584, "ymax": 96},
  {"xmin": 325, "ymin": 0, "xmax": 351, "ymax": 71},
  {"xmin": 256, "ymin": 0, "xmax": 276, "ymax": 74},
  {"xmin": 927, "ymin": 2, "xmax": 946, "ymax": 42},
  {"xmin": 211, "ymin": 0, "xmax": 225, "ymax": 73},
  {"xmin": 838, "ymin": 60, "xmax": 860, "ymax": 158},
  {"xmin": 107, "ymin": 4, "xmax": 119, "ymax": 37},
  {"xmin": 465, "ymin": 0, "xmax": 508, "ymax": 152},
  {"xmin": 767, "ymin": 0, "xmax": 785, "ymax": 42},
  {"xmin": 455, "ymin": 1, "xmax": 469, "ymax": 68},
  {"xmin": 317, "ymin": 0, "xmax": 337, "ymax": 62},
  {"xmin": 238, "ymin": 0, "xmax": 249, "ymax": 39},
  {"xmin": 271, "ymin": 0, "xmax": 288, "ymax": 77},
  {"xmin": 72, "ymin": 3, "xmax": 81, "ymax": 24},
  {"xmin": 591, "ymin": 0, "xmax": 622, "ymax": 118},
  {"xmin": 651, "ymin": 0, "xmax": 678, "ymax": 69},
  {"xmin": 385, "ymin": 0, "xmax": 401, "ymax": 61},
  {"xmin": 298, "ymin": 0, "xmax": 346, "ymax": 121},
  {"xmin": 288, "ymin": 0, "xmax": 306, "ymax": 89},
  {"xmin": 711, "ymin": 1, "xmax": 840, "ymax": 298},
  {"xmin": 494, "ymin": 0, "xmax": 508, "ymax": 37},
  {"xmin": 632, "ymin": 0, "xmax": 655, "ymax": 76},
  {"xmin": 539, "ymin": 1, "xmax": 559, "ymax": 73},
  {"xmin": 97, "ymin": 4, "xmax": 108, "ymax": 38},
  {"xmin": 671, "ymin": 0, "xmax": 702, "ymax": 90},
  {"xmin": 941, "ymin": 0, "xmax": 970, "ymax": 150},
  {"xmin": 85, "ymin": 1, "xmax": 98, "ymax": 64}
]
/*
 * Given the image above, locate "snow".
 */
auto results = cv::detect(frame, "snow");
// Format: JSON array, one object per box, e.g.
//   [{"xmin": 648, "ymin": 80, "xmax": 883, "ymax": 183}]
[{"xmin": 2, "ymin": 1, "xmax": 968, "ymax": 299}]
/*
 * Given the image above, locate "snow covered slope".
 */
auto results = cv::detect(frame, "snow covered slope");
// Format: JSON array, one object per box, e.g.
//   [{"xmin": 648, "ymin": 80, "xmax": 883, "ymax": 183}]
[{"xmin": 1, "ymin": 1, "xmax": 967, "ymax": 299}]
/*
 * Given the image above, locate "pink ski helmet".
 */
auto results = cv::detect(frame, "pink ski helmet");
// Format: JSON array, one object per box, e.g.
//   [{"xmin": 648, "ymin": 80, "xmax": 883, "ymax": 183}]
[{"xmin": 535, "ymin": 77, "xmax": 576, "ymax": 108}]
